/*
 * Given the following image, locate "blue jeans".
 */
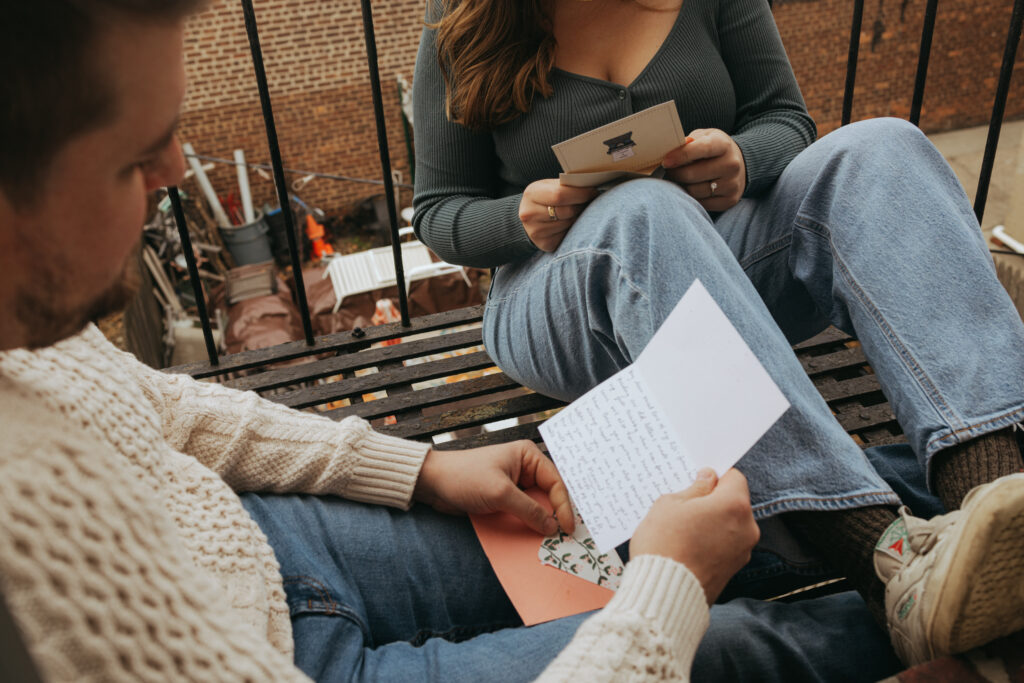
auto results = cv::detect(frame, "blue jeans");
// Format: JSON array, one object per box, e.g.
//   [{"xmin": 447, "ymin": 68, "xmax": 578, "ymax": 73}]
[
  {"xmin": 484, "ymin": 118, "xmax": 1024, "ymax": 518},
  {"xmin": 241, "ymin": 491, "xmax": 904, "ymax": 682}
]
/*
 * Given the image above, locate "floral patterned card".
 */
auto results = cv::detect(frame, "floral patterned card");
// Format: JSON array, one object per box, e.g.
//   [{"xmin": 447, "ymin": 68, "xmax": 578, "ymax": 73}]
[{"xmin": 538, "ymin": 507, "xmax": 624, "ymax": 591}]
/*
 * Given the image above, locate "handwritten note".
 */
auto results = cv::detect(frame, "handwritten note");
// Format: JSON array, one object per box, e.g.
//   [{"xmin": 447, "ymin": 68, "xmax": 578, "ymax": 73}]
[{"xmin": 539, "ymin": 280, "xmax": 789, "ymax": 552}]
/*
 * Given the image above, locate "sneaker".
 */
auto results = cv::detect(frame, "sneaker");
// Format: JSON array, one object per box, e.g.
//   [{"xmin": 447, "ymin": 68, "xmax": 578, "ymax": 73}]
[{"xmin": 873, "ymin": 472, "xmax": 1024, "ymax": 666}]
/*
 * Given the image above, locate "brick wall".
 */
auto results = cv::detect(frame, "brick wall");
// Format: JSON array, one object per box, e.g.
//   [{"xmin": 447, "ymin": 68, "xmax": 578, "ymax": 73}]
[{"xmin": 179, "ymin": 0, "xmax": 1024, "ymax": 215}]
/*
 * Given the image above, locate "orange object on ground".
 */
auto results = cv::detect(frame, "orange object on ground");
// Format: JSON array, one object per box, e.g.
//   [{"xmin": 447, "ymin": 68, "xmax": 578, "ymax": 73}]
[{"xmin": 305, "ymin": 214, "xmax": 334, "ymax": 262}]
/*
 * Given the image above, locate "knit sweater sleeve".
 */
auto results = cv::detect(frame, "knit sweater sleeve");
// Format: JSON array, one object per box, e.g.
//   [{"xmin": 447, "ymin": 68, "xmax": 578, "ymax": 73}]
[
  {"xmin": 720, "ymin": 0, "xmax": 817, "ymax": 196},
  {"xmin": 411, "ymin": 21, "xmax": 539, "ymax": 268},
  {"xmin": 536, "ymin": 554, "xmax": 709, "ymax": 682},
  {"xmin": 135, "ymin": 362, "xmax": 429, "ymax": 509}
]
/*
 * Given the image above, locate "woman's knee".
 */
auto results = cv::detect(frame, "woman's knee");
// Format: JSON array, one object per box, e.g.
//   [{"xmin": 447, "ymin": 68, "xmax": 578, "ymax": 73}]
[
  {"xmin": 562, "ymin": 178, "xmax": 723, "ymax": 260},
  {"xmin": 812, "ymin": 117, "xmax": 936, "ymax": 172}
]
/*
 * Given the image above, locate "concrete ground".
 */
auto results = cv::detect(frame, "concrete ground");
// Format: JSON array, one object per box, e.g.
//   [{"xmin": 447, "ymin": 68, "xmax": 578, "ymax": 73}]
[
  {"xmin": 928, "ymin": 118, "xmax": 1024, "ymax": 240},
  {"xmin": 927, "ymin": 118, "xmax": 1024, "ymax": 317}
]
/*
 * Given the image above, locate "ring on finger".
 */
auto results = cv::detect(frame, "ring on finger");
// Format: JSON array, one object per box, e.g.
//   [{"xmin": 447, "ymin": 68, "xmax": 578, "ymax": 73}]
[
  {"xmin": 547, "ymin": 205, "xmax": 559, "ymax": 221},
  {"xmin": 709, "ymin": 181, "xmax": 719, "ymax": 197}
]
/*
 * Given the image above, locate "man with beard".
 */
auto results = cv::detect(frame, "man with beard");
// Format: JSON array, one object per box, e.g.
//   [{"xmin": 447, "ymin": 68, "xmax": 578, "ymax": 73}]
[{"xmin": 0, "ymin": 1, "xmax": 1011, "ymax": 682}]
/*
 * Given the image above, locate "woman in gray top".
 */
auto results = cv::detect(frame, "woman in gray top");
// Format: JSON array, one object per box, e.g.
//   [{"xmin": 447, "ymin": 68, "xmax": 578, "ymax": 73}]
[{"xmin": 412, "ymin": 0, "xmax": 1024, "ymax": 666}]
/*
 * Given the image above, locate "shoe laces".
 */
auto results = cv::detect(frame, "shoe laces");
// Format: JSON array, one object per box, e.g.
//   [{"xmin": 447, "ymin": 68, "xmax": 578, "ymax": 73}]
[{"xmin": 900, "ymin": 506, "xmax": 958, "ymax": 557}]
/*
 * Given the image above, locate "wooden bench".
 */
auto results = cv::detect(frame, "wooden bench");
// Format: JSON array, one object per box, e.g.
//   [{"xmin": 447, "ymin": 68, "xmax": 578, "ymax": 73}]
[{"xmin": 168, "ymin": 304, "xmax": 906, "ymax": 452}]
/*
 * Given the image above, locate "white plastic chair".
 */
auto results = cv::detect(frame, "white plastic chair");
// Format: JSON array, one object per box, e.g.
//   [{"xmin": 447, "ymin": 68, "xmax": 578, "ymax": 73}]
[{"xmin": 322, "ymin": 232, "xmax": 470, "ymax": 314}]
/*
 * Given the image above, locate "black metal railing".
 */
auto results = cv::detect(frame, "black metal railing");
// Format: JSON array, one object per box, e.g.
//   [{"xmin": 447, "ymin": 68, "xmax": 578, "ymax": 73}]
[{"xmin": 170, "ymin": 0, "xmax": 1024, "ymax": 372}]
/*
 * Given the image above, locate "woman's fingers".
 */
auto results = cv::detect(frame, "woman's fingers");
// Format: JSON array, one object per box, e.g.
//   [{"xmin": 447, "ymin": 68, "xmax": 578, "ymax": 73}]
[
  {"xmin": 662, "ymin": 128, "xmax": 747, "ymax": 211},
  {"xmin": 520, "ymin": 179, "xmax": 599, "ymax": 251}
]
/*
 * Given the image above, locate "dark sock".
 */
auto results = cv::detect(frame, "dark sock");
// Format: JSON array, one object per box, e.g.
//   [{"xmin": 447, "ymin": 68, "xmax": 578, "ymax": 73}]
[
  {"xmin": 787, "ymin": 505, "xmax": 898, "ymax": 630},
  {"xmin": 932, "ymin": 426, "xmax": 1024, "ymax": 511}
]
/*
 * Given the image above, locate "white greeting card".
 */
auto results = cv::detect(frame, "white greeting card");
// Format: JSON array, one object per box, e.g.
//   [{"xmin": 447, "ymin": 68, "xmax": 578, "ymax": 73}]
[{"xmin": 539, "ymin": 280, "xmax": 790, "ymax": 552}]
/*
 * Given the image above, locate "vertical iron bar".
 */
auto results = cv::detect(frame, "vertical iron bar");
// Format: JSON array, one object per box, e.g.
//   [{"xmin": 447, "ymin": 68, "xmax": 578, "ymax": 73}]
[
  {"xmin": 240, "ymin": 0, "xmax": 315, "ymax": 345},
  {"xmin": 360, "ymin": 0, "xmax": 411, "ymax": 327},
  {"xmin": 168, "ymin": 186, "xmax": 219, "ymax": 366},
  {"xmin": 909, "ymin": 0, "xmax": 939, "ymax": 126},
  {"xmin": 842, "ymin": 0, "xmax": 865, "ymax": 126},
  {"xmin": 975, "ymin": 0, "xmax": 1024, "ymax": 224}
]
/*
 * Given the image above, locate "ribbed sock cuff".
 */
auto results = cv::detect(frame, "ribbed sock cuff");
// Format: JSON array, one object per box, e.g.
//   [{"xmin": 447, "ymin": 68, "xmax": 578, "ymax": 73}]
[{"xmin": 933, "ymin": 426, "xmax": 1024, "ymax": 511}]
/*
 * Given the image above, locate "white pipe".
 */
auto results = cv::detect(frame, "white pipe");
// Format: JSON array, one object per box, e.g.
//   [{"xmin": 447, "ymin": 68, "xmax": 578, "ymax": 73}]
[
  {"xmin": 993, "ymin": 225, "xmax": 1024, "ymax": 254},
  {"xmin": 234, "ymin": 149, "xmax": 256, "ymax": 224},
  {"xmin": 183, "ymin": 162, "xmax": 215, "ymax": 181},
  {"xmin": 182, "ymin": 142, "xmax": 231, "ymax": 228}
]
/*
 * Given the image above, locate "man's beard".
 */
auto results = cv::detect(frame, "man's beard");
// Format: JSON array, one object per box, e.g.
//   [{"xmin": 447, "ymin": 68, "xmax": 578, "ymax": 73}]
[{"xmin": 14, "ymin": 250, "xmax": 142, "ymax": 349}]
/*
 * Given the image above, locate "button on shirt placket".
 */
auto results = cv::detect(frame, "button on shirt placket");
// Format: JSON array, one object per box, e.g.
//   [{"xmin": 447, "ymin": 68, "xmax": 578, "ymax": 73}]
[{"xmin": 616, "ymin": 87, "xmax": 633, "ymax": 114}]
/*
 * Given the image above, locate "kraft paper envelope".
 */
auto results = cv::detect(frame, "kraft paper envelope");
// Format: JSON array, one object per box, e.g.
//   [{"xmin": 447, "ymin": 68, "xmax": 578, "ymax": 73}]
[
  {"xmin": 470, "ymin": 488, "xmax": 614, "ymax": 626},
  {"xmin": 553, "ymin": 101, "xmax": 686, "ymax": 187}
]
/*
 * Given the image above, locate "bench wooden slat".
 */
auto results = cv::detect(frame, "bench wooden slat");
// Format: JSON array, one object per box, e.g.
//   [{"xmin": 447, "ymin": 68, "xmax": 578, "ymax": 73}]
[
  {"xmin": 270, "ymin": 351, "xmax": 497, "ymax": 409},
  {"xmin": 813, "ymin": 375, "xmax": 885, "ymax": 404},
  {"xmin": 431, "ymin": 421, "xmax": 547, "ymax": 451},
  {"xmin": 225, "ymin": 327, "xmax": 484, "ymax": 393},
  {"xmin": 168, "ymin": 305, "xmax": 484, "ymax": 379},
  {"xmin": 800, "ymin": 346, "xmax": 868, "ymax": 375},
  {"xmin": 792, "ymin": 327, "xmax": 853, "ymax": 350},
  {"xmin": 324, "ymin": 372, "xmax": 523, "ymax": 422},
  {"xmin": 377, "ymin": 392, "xmax": 563, "ymax": 439},
  {"xmin": 834, "ymin": 403, "xmax": 899, "ymax": 433}
]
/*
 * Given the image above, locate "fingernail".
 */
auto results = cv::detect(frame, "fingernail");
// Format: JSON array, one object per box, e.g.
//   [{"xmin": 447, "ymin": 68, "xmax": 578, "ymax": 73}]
[
  {"xmin": 697, "ymin": 468, "xmax": 716, "ymax": 481},
  {"xmin": 543, "ymin": 517, "xmax": 558, "ymax": 535},
  {"xmin": 685, "ymin": 136, "xmax": 695, "ymax": 144}
]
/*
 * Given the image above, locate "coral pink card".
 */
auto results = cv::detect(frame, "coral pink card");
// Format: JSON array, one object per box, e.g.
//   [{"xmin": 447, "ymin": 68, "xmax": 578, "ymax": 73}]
[{"xmin": 470, "ymin": 488, "xmax": 614, "ymax": 626}]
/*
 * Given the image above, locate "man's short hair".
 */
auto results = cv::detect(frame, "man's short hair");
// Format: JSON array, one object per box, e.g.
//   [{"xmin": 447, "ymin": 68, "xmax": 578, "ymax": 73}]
[{"xmin": 0, "ymin": 0, "xmax": 204, "ymax": 208}]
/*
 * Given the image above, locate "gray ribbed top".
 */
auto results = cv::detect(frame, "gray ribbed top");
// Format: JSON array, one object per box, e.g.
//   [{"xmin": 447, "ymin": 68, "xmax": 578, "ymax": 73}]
[{"xmin": 412, "ymin": 0, "xmax": 816, "ymax": 269}]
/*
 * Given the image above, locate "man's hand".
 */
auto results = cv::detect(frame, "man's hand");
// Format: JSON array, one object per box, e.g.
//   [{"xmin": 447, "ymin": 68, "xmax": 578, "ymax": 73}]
[
  {"xmin": 413, "ymin": 441, "xmax": 575, "ymax": 536},
  {"xmin": 630, "ymin": 468, "xmax": 759, "ymax": 604},
  {"xmin": 662, "ymin": 129, "xmax": 747, "ymax": 212},
  {"xmin": 519, "ymin": 179, "xmax": 599, "ymax": 252}
]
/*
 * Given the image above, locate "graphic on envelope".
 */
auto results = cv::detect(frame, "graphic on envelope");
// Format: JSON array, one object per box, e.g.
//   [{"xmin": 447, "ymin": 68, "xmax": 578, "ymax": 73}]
[
  {"xmin": 603, "ymin": 132, "xmax": 636, "ymax": 162},
  {"xmin": 538, "ymin": 507, "xmax": 624, "ymax": 591}
]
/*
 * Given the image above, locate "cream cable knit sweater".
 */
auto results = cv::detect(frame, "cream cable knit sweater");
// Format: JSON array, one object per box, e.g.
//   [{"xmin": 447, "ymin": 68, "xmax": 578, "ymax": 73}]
[{"xmin": 0, "ymin": 325, "xmax": 708, "ymax": 681}]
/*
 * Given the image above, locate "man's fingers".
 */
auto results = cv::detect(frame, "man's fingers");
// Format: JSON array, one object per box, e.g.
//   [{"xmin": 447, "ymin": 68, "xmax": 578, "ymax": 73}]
[
  {"xmin": 712, "ymin": 468, "xmax": 751, "ymax": 502},
  {"xmin": 522, "ymin": 446, "xmax": 575, "ymax": 534},
  {"xmin": 673, "ymin": 468, "xmax": 718, "ymax": 501},
  {"xmin": 499, "ymin": 484, "xmax": 558, "ymax": 535}
]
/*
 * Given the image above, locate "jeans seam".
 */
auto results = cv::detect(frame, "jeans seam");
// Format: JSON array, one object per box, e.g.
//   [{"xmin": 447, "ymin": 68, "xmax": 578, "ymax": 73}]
[
  {"xmin": 752, "ymin": 490, "xmax": 900, "ymax": 517},
  {"xmin": 408, "ymin": 620, "xmax": 523, "ymax": 647},
  {"xmin": 737, "ymin": 234, "xmax": 793, "ymax": 270},
  {"xmin": 486, "ymin": 247, "xmax": 650, "ymax": 306},
  {"xmin": 793, "ymin": 214, "xmax": 964, "ymax": 433},
  {"xmin": 925, "ymin": 406, "xmax": 1024, "ymax": 452},
  {"xmin": 282, "ymin": 574, "xmax": 371, "ymax": 639}
]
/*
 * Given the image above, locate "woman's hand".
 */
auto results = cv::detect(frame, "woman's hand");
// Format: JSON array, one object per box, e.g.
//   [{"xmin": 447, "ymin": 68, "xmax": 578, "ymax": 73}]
[
  {"xmin": 663, "ymin": 129, "xmax": 747, "ymax": 212},
  {"xmin": 413, "ymin": 441, "xmax": 575, "ymax": 536},
  {"xmin": 630, "ymin": 468, "xmax": 759, "ymax": 605},
  {"xmin": 519, "ymin": 179, "xmax": 599, "ymax": 252}
]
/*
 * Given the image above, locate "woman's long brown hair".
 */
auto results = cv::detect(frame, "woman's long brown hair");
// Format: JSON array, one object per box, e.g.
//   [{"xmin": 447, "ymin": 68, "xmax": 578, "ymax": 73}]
[{"xmin": 432, "ymin": 0, "xmax": 557, "ymax": 131}]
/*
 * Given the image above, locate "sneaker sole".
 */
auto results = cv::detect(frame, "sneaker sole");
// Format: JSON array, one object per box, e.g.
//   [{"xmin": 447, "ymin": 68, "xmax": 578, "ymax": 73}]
[{"xmin": 927, "ymin": 474, "xmax": 1024, "ymax": 657}]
